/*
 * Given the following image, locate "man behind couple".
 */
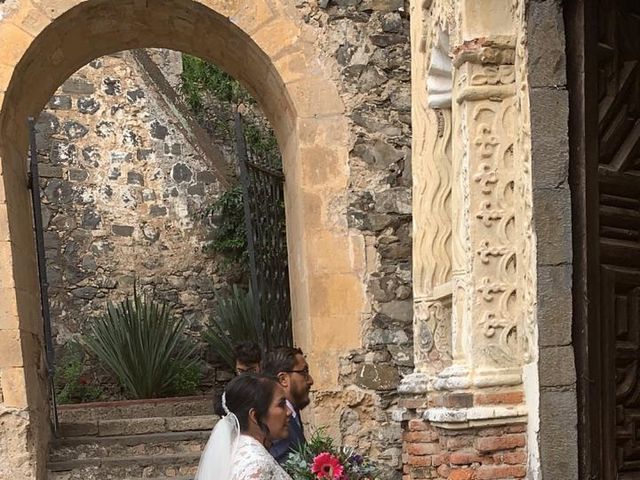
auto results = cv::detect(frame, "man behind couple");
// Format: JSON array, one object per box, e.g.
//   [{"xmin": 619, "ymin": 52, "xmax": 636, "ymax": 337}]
[
  {"xmin": 263, "ymin": 346, "xmax": 314, "ymax": 463},
  {"xmin": 196, "ymin": 345, "xmax": 314, "ymax": 480}
]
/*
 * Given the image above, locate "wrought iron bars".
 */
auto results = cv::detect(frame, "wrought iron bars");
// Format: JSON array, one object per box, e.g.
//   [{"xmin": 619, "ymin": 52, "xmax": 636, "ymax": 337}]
[
  {"xmin": 235, "ymin": 112, "xmax": 292, "ymax": 349},
  {"xmin": 28, "ymin": 118, "xmax": 59, "ymax": 433}
]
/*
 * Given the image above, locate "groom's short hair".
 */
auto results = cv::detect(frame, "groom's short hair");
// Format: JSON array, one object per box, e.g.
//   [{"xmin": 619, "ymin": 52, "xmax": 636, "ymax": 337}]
[{"xmin": 262, "ymin": 346, "xmax": 304, "ymax": 376}]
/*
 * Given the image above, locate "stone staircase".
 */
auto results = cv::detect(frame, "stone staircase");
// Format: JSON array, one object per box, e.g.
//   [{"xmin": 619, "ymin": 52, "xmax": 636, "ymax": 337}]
[{"xmin": 47, "ymin": 396, "xmax": 218, "ymax": 480}]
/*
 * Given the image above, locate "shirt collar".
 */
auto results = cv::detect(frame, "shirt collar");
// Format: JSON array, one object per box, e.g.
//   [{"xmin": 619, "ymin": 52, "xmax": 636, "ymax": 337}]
[{"xmin": 286, "ymin": 399, "xmax": 297, "ymax": 417}]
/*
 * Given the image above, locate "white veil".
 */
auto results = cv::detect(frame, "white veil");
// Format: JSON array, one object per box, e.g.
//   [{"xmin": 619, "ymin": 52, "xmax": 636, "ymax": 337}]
[{"xmin": 195, "ymin": 393, "xmax": 240, "ymax": 480}]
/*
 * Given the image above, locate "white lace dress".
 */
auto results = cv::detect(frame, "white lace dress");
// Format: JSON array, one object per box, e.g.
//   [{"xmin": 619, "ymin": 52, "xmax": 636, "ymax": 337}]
[{"xmin": 230, "ymin": 435, "xmax": 292, "ymax": 480}]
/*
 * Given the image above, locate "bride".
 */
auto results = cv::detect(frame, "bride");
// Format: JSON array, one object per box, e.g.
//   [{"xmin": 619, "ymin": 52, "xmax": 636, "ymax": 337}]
[{"xmin": 195, "ymin": 373, "xmax": 293, "ymax": 480}]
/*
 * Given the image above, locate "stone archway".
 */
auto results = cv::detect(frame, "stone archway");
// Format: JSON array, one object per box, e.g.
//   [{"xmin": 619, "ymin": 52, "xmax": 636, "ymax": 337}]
[{"xmin": 0, "ymin": 1, "xmax": 365, "ymax": 476}]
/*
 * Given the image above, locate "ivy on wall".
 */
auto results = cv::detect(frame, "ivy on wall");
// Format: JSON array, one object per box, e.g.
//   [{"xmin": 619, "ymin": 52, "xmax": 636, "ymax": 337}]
[
  {"xmin": 181, "ymin": 55, "xmax": 251, "ymax": 113},
  {"xmin": 202, "ymin": 186, "xmax": 247, "ymax": 266},
  {"xmin": 181, "ymin": 55, "xmax": 281, "ymax": 271}
]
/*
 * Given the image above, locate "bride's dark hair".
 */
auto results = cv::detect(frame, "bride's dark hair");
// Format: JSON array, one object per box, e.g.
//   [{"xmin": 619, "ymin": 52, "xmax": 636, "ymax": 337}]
[{"xmin": 224, "ymin": 373, "xmax": 279, "ymax": 437}]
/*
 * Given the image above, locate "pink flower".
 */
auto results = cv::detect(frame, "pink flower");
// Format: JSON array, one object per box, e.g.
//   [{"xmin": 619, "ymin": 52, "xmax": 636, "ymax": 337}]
[{"xmin": 311, "ymin": 452, "xmax": 345, "ymax": 479}]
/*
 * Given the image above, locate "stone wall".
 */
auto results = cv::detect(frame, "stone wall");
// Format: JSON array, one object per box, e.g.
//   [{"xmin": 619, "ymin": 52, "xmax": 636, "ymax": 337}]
[
  {"xmin": 35, "ymin": 50, "xmax": 230, "ymax": 354},
  {"xmin": 292, "ymin": 1, "xmax": 413, "ymax": 477},
  {"xmin": 527, "ymin": 0, "xmax": 578, "ymax": 477}
]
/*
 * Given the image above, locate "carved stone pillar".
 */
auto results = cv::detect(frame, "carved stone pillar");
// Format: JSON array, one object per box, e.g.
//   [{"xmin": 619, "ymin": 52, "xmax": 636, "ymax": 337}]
[
  {"xmin": 403, "ymin": 27, "xmax": 454, "ymax": 393},
  {"xmin": 434, "ymin": 39, "xmax": 523, "ymax": 391}
]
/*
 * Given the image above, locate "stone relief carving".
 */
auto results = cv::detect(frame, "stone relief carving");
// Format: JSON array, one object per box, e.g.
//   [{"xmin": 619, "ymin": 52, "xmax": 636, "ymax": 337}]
[
  {"xmin": 470, "ymin": 65, "xmax": 516, "ymax": 86},
  {"xmin": 469, "ymin": 77, "xmax": 520, "ymax": 368},
  {"xmin": 474, "ymin": 163, "xmax": 498, "ymax": 194},
  {"xmin": 414, "ymin": 294, "xmax": 452, "ymax": 375},
  {"xmin": 408, "ymin": 0, "xmax": 533, "ymax": 394},
  {"xmin": 413, "ymin": 108, "xmax": 452, "ymax": 298},
  {"xmin": 411, "ymin": 10, "xmax": 456, "ymax": 381},
  {"xmin": 431, "ymin": 36, "xmax": 524, "ymax": 388},
  {"xmin": 514, "ymin": 1, "xmax": 536, "ymax": 364}
]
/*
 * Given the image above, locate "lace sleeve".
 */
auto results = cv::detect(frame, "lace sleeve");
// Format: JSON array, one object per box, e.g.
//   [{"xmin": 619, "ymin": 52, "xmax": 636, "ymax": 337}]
[
  {"xmin": 231, "ymin": 462, "xmax": 287, "ymax": 480},
  {"xmin": 230, "ymin": 436, "xmax": 292, "ymax": 480}
]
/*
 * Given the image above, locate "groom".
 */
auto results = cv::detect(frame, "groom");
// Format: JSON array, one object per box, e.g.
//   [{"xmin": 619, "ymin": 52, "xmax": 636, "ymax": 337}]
[{"xmin": 263, "ymin": 346, "xmax": 314, "ymax": 463}]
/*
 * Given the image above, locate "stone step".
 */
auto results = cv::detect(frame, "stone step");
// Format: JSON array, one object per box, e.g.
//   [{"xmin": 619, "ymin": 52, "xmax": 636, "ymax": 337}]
[
  {"xmin": 56, "ymin": 395, "xmax": 214, "ymax": 423},
  {"xmin": 50, "ymin": 430, "xmax": 210, "ymax": 462},
  {"xmin": 47, "ymin": 453, "xmax": 200, "ymax": 479},
  {"xmin": 58, "ymin": 414, "xmax": 218, "ymax": 438}
]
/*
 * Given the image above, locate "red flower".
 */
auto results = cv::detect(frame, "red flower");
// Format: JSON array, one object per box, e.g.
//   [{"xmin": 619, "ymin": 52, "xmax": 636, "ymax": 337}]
[{"xmin": 311, "ymin": 452, "xmax": 344, "ymax": 479}]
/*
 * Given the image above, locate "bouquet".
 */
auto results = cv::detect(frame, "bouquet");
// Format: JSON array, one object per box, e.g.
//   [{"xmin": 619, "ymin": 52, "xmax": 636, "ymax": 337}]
[{"xmin": 283, "ymin": 429, "xmax": 378, "ymax": 480}]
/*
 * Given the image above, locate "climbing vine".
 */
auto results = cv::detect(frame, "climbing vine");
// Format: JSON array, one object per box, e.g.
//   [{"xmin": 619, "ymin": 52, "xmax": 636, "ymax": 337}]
[
  {"xmin": 203, "ymin": 186, "xmax": 247, "ymax": 265},
  {"xmin": 181, "ymin": 55, "xmax": 281, "ymax": 272}
]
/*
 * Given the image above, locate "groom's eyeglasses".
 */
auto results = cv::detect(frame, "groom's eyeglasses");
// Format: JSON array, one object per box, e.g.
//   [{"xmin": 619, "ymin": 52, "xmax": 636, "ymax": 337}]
[{"xmin": 284, "ymin": 367, "xmax": 311, "ymax": 380}]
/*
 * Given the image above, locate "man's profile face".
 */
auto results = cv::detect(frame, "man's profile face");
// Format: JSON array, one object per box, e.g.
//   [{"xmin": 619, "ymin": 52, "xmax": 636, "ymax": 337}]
[
  {"xmin": 235, "ymin": 360, "xmax": 260, "ymax": 376},
  {"xmin": 286, "ymin": 353, "xmax": 314, "ymax": 410}
]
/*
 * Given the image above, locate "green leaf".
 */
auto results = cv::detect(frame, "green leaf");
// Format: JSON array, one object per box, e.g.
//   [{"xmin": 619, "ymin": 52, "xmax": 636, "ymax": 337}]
[
  {"xmin": 82, "ymin": 285, "xmax": 198, "ymax": 399},
  {"xmin": 203, "ymin": 286, "xmax": 262, "ymax": 369}
]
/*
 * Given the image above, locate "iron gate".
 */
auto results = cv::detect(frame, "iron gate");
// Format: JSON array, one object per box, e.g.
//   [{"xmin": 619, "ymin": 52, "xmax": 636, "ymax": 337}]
[
  {"xmin": 28, "ymin": 118, "xmax": 59, "ymax": 432},
  {"xmin": 235, "ymin": 113, "xmax": 292, "ymax": 349}
]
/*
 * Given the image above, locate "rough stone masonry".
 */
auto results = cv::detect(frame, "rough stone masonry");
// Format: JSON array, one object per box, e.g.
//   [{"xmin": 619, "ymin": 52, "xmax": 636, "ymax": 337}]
[{"xmin": 35, "ymin": 50, "xmax": 232, "ymax": 361}]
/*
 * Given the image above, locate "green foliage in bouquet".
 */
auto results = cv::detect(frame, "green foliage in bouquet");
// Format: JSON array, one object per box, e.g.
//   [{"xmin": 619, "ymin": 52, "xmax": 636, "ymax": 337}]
[{"xmin": 283, "ymin": 429, "xmax": 378, "ymax": 480}]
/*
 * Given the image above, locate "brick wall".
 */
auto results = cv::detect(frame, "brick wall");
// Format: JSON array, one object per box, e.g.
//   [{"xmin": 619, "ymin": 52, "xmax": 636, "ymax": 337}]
[
  {"xmin": 403, "ymin": 419, "xmax": 527, "ymax": 480},
  {"xmin": 401, "ymin": 391, "xmax": 527, "ymax": 480}
]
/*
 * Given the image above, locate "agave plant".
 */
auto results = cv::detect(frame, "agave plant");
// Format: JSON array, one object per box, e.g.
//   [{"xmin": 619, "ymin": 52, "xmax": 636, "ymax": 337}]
[
  {"xmin": 83, "ymin": 287, "xmax": 197, "ymax": 399},
  {"xmin": 203, "ymin": 285, "xmax": 263, "ymax": 369}
]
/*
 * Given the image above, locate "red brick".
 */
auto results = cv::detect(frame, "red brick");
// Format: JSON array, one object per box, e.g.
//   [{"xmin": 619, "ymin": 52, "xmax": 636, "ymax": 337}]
[
  {"xmin": 499, "ymin": 450, "xmax": 527, "ymax": 465},
  {"xmin": 477, "ymin": 427, "xmax": 506, "ymax": 437},
  {"xmin": 407, "ymin": 443, "xmax": 440, "ymax": 456},
  {"xmin": 432, "ymin": 392, "xmax": 474, "ymax": 408},
  {"xmin": 432, "ymin": 453, "xmax": 450, "ymax": 466},
  {"xmin": 474, "ymin": 391, "xmax": 524, "ymax": 406},
  {"xmin": 404, "ymin": 430, "xmax": 440, "ymax": 443},
  {"xmin": 476, "ymin": 465, "xmax": 526, "ymax": 479},
  {"xmin": 475, "ymin": 434, "xmax": 526, "ymax": 452},
  {"xmin": 409, "ymin": 419, "xmax": 429, "ymax": 431},
  {"xmin": 450, "ymin": 450, "xmax": 482, "ymax": 465},
  {"xmin": 448, "ymin": 469, "xmax": 476, "ymax": 480},
  {"xmin": 437, "ymin": 464, "xmax": 451, "ymax": 478},
  {"xmin": 408, "ymin": 455, "xmax": 433, "ymax": 466},
  {"xmin": 409, "ymin": 467, "xmax": 431, "ymax": 480},
  {"xmin": 444, "ymin": 435, "xmax": 475, "ymax": 449},
  {"xmin": 506, "ymin": 424, "xmax": 526, "ymax": 433}
]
